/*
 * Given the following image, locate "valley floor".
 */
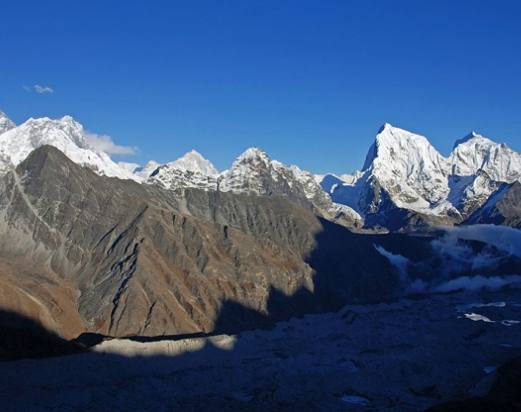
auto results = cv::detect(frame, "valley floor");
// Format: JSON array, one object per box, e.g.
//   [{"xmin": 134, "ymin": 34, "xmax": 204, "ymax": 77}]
[{"xmin": 1, "ymin": 289, "xmax": 520, "ymax": 411}]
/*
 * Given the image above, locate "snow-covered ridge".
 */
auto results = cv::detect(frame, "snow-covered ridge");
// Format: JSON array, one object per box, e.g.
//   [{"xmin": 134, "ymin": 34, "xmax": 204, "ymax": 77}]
[
  {"xmin": 322, "ymin": 123, "xmax": 521, "ymax": 222},
  {"xmin": 0, "ymin": 112, "xmax": 138, "ymax": 181},
  {"xmin": 449, "ymin": 132, "xmax": 521, "ymax": 182},
  {"xmin": 1, "ymin": 109, "xmax": 518, "ymax": 229}
]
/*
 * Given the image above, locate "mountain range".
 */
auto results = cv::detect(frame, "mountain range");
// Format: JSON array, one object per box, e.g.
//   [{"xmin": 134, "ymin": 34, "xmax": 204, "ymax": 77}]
[
  {"xmin": 1, "ymin": 110, "xmax": 519, "ymax": 232},
  {"xmin": 0, "ymin": 107, "xmax": 520, "ymax": 349}
]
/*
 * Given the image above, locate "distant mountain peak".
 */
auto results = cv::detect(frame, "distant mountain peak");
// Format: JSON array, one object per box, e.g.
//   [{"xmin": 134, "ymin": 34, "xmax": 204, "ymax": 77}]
[
  {"xmin": 377, "ymin": 122, "xmax": 394, "ymax": 133},
  {"xmin": 0, "ymin": 110, "xmax": 16, "ymax": 134},
  {"xmin": 235, "ymin": 147, "xmax": 270, "ymax": 163},
  {"xmin": 452, "ymin": 131, "xmax": 491, "ymax": 149},
  {"xmin": 0, "ymin": 115, "xmax": 137, "ymax": 181},
  {"xmin": 362, "ymin": 124, "xmax": 438, "ymax": 171},
  {"xmin": 166, "ymin": 149, "xmax": 218, "ymax": 175}
]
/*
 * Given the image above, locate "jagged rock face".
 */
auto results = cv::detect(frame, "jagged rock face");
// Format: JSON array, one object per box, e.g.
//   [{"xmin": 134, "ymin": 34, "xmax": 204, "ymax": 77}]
[
  {"xmin": 465, "ymin": 182, "xmax": 521, "ymax": 228},
  {"xmin": 0, "ymin": 146, "xmax": 409, "ymax": 338}
]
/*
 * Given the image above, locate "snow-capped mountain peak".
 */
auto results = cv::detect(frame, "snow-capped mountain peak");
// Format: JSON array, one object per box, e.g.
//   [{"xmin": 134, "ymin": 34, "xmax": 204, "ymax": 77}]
[
  {"xmin": 452, "ymin": 131, "xmax": 487, "ymax": 149},
  {"xmin": 0, "ymin": 115, "xmax": 138, "ymax": 181},
  {"xmin": 0, "ymin": 111, "xmax": 15, "ymax": 135},
  {"xmin": 233, "ymin": 147, "xmax": 271, "ymax": 166},
  {"xmin": 166, "ymin": 150, "xmax": 218, "ymax": 175},
  {"xmin": 449, "ymin": 132, "xmax": 521, "ymax": 182},
  {"xmin": 326, "ymin": 124, "xmax": 521, "ymax": 229},
  {"xmin": 146, "ymin": 151, "xmax": 218, "ymax": 190},
  {"xmin": 363, "ymin": 123, "xmax": 450, "ymax": 211}
]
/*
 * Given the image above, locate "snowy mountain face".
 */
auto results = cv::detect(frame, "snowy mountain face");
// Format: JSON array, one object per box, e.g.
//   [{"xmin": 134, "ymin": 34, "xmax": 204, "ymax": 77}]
[
  {"xmin": 146, "ymin": 146, "xmax": 361, "ymax": 225},
  {"xmin": 364, "ymin": 124, "xmax": 451, "ymax": 211},
  {"xmin": 219, "ymin": 148, "xmax": 284, "ymax": 194},
  {"xmin": 0, "ymin": 111, "xmax": 15, "ymax": 135},
  {"xmin": 147, "ymin": 150, "xmax": 219, "ymax": 190},
  {"xmin": 449, "ymin": 132, "xmax": 521, "ymax": 182},
  {"xmin": 218, "ymin": 148, "xmax": 362, "ymax": 225},
  {"xmin": 322, "ymin": 124, "xmax": 521, "ymax": 229},
  {"xmin": 134, "ymin": 160, "xmax": 160, "ymax": 179},
  {"xmin": 0, "ymin": 114, "xmax": 138, "ymax": 181},
  {"xmin": 327, "ymin": 124, "xmax": 455, "ymax": 224}
]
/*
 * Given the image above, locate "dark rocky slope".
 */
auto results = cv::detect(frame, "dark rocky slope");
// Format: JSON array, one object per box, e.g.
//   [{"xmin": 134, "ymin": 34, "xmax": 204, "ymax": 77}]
[
  {"xmin": 466, "ymin": 181, "xmax": 521, "ymax": 228},
  {"xmin": 0, "ymin": 146, "xmax": 438, "ymax": 339}
]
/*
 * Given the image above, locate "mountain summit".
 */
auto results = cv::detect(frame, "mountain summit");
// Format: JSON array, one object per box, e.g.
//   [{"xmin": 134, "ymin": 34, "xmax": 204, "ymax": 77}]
[
  {"xmin": 0, "ymin": 111, "xmax": 15, "ymax": 134},
  {"xmin": 323, "ymin": 124, "xmax": 521, "ymax": 230},
  {"xmin": 147, "ymin": 150, "xmax": 219, "ymax": 190},
  {"xmin": 0, "ymin": 115, "xmax": 137, "ymax": 181}
]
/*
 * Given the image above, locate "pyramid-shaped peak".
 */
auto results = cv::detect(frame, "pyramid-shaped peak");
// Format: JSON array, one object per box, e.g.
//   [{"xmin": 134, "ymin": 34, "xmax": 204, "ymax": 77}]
[
  {"xmin": 375, "ymin": 123, "xmax": 427, "ymax": 142},
  {"xmin": 377, "ymin": 122, "xmax": 394, "ymax": 133},
  {"xmin": 168, "ymin": 149, "xmax": 218, "ymax": 175},
  {"xmin": 235, "ymin": 147, "xmax": 270, "ymax": 163}
]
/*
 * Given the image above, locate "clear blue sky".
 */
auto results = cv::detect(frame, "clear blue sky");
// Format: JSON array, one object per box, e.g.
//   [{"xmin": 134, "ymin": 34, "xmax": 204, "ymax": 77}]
[{"xmin": 1, "ymin": 1, "xmax": 520, "ymax": 173}]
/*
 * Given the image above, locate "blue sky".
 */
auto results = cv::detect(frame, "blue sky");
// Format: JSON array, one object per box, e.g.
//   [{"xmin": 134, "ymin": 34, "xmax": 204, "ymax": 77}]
[{"xmin": 1, "ymin": 1, "xmax": 520, "ymax": 173}]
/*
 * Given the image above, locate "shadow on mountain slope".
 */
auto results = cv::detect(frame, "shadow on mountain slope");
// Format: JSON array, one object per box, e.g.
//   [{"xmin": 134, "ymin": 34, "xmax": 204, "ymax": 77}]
[
  {"xmin": 0, "ymin": 309, "xmax": 83, "ymax": 361},
  {"xmin": 129, "ymin": 218, "xmax": 436, "ymax": 338},
  {"xmin": 64, "ymin": 223, "xmax": 424, "ymax": 345},
  {"xmin": 0, "ymin": 217, "xmax": 435, "ymax": 357}
]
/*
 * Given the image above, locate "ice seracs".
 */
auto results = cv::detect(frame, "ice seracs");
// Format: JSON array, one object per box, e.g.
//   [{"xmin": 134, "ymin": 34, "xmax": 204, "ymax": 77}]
[{"xmin": 0, "ymin": 115, "xmax": 138, "ymax": 181}]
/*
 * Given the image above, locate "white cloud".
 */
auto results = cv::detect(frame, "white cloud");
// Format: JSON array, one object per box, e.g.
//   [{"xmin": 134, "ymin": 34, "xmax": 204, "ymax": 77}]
[
  {"xmin": 33, "ymin": 84, "xmax": 54, "ymax": 94},
  {"xmin": 24, "ymin": 84, "xmax": 54, "ymax": 94},
  {"xmin": 85, "ymin": 132, "xmax": 138, "ymax": 156}
]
